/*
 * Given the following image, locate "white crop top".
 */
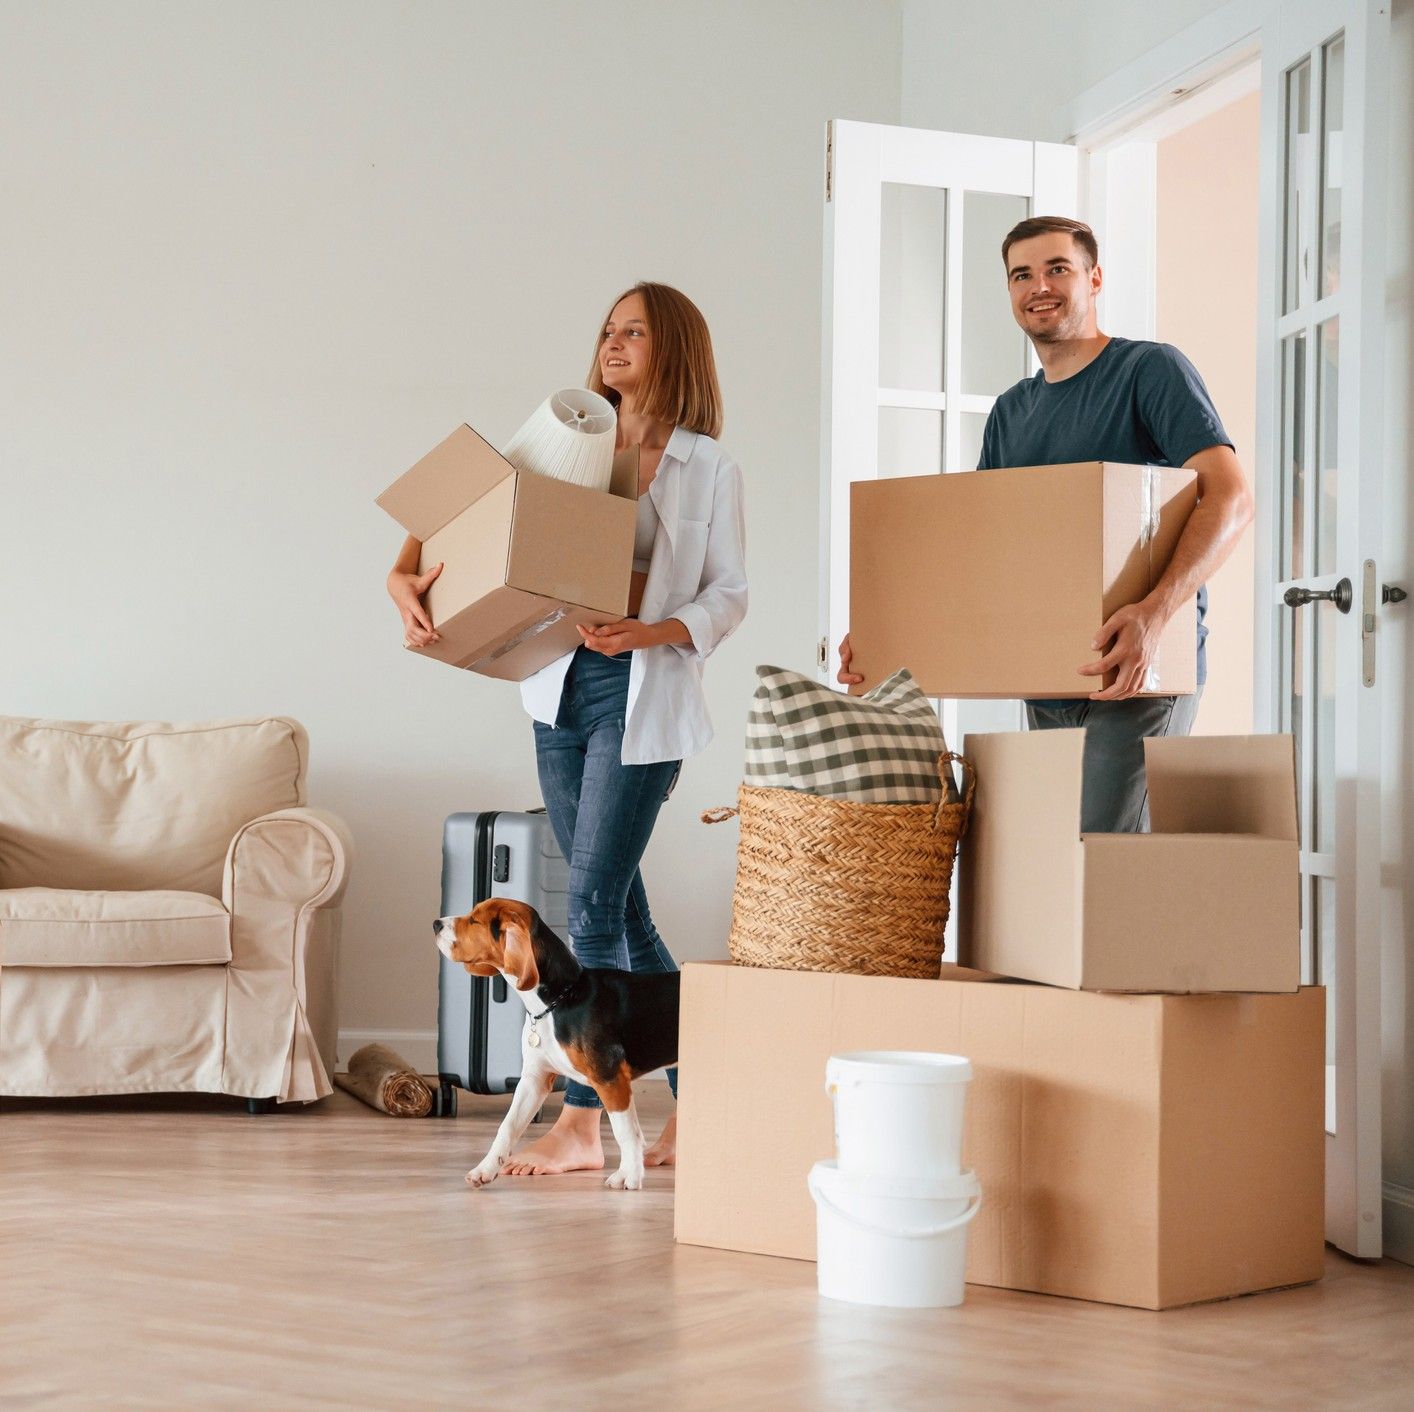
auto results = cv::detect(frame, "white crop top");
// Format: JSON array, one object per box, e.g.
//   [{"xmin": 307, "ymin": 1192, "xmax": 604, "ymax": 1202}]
[{"xmin": 632, "ymin": 492, "xmax": 659, "ymax": 573}]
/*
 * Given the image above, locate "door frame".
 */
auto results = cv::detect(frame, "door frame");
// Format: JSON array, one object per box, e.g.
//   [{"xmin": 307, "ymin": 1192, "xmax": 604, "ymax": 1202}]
[{"xmin": 1065, "ymin": 0, "xmax": 1393, "ymax": 1260}]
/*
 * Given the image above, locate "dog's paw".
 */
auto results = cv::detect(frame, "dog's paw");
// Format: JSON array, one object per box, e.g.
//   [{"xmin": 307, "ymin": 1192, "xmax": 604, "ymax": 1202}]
[
  {"xmin": 605, "ymin": 1166, "xmax": 644, "ymax": 1191},
  {"xmin": 466, "ymin": 1156, "xmax": 504, "ymax": 1188}
]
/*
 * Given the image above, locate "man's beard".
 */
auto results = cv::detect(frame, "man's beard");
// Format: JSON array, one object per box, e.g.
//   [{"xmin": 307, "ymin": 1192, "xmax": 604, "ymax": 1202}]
[{"xmin": 1027, "ymin": 304, "xmax": 1089, "ymax": 343}]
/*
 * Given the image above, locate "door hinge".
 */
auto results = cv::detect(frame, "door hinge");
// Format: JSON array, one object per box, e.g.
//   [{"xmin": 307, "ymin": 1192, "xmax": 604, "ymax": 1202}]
[
  {"xmin": 825, "ymin": 121, "xmax": 834, "ymax": 203},
  {"xmin": 817, "ymin": 635, "xmax": 829, "ymax": 671}
]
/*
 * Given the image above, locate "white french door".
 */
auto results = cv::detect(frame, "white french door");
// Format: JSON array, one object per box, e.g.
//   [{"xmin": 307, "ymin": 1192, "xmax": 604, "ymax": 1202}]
[
  {"xmin": 819, "ymin": 119, "xmax": 1078, "ymax": 759},
  {"xmin": 1255, "ymin": 0, "xmax": 1391, "ymax": 1258}
]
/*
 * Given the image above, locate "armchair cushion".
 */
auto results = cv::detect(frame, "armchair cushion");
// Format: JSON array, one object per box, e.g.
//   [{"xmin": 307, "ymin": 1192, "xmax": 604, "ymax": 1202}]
[
  {"xmin": 0, "ymin": 888, "xmax": 232, "ymax": 967},
  {"xmin": 0, "ymin": 716, "xmax": 307, "ymax": 894}
]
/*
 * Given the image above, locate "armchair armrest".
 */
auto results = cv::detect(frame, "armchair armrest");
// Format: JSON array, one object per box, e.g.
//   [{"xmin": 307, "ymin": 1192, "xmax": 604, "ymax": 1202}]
[{"xmin": 220, "ymin": 807, "xmax": 353, "ymax": 1103}]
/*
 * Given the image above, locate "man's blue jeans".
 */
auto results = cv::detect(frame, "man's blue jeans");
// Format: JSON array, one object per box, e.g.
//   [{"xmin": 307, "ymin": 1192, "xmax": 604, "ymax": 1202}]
[
  {"xmin": 533, "ymin": 647, "xmax": 681, "ymax": 1110},
  {"xmin": 1026, "ymin": 692, "xmax": 1202, "ymax": 833}
]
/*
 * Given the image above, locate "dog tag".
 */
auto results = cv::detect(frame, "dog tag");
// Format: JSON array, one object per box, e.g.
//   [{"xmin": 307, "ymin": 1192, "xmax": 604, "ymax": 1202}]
[{"xmin": 527, "ymin": 1028, "xmax": 541, "ymax": 1049}]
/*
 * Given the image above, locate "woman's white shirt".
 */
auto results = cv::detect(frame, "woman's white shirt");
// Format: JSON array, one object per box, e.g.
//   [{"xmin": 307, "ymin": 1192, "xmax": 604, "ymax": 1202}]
[{"xmin": 518, "ymin": 426, "xmax": 747, "ymax": 765}]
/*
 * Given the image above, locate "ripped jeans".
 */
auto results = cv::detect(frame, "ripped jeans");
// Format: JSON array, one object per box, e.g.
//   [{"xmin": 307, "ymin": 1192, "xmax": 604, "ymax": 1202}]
[{"xmin": 533, "ymin": 646, "xmax": 681, "ymax": 1110}]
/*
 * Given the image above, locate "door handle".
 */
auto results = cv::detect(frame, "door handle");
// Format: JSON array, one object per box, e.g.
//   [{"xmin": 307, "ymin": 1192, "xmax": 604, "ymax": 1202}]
[
  {"xmin": 1284, "ymin": 578, "xmax": 1353, "ymax": 613},
  {"xmin": 1383, "ymin": 584, "xmax": 1407, "ymax": 605}
]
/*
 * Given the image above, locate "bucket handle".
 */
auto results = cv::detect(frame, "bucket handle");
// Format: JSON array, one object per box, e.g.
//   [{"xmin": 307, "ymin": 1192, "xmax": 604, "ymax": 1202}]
[{"xmin": 809, "ymin": 1173, "xmax": 982, "ymax": 1240}]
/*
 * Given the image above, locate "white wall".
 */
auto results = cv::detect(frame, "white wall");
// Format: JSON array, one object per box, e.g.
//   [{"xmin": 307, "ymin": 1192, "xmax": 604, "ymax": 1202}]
[
  {"xmin": 901, "ymin": 0, "xmax": 1234, "ymax": 140},
  {"xmin": 0, "ymin": 0, "xmax": 901, "ymax": 1051}
]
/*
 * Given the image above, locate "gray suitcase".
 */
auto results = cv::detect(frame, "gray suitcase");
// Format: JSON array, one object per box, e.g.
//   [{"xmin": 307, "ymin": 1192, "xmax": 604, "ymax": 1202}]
[{"xmin": 436, "ymin": 809, "xmax": 569, "ymax": 1115}]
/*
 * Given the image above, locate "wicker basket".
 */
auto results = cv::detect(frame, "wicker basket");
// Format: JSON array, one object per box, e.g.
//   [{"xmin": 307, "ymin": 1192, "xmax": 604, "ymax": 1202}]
[{"xmin": 702, "ymin": 752, "xmax": 975, "ymax": 979}]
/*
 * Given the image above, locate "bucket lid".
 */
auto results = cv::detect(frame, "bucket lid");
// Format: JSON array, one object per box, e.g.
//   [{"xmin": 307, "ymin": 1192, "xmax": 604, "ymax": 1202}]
[
  {"xmin": 810, "ymin": 1159, "xmax": 980, "ymax": 1203},
  {"xmin": 827, "ymin": 1051, "xmax": 973, "ymax": 1086}
]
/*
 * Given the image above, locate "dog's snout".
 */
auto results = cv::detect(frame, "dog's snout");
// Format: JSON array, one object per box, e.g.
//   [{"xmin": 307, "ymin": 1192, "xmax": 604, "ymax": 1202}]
[{"xmin": 433, "ymin": 918, "xmax": 446, "ymax": 935}]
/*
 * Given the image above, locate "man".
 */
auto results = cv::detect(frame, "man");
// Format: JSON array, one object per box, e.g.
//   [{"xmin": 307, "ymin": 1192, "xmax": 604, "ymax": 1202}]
[{"xmin": 839, "ymin": 215, "xmax": 1253, "ymax": 833}]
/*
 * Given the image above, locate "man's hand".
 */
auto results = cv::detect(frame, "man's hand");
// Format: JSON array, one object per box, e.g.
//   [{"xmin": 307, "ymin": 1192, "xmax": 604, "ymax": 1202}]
[
  {"xmin": 577, "ymin": 619, "xmax": 672, "ymax": 655},
  {"xmin": 1079, "ymin": 601, "xmax": 1166, "ymax": 701},
  {"xmin": 837, "ymin": 633, "xmax": 864, "ymax": 687}
]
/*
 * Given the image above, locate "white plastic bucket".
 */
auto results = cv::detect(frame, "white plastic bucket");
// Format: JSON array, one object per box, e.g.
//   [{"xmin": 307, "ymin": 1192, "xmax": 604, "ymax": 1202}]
[
  {"xmin": 809, "ymin": 1160, "xmax": 981, "ymax": 1308},
  {"xmin": 826, "ymin": 1051, "xmax": 972, "ymax": 1180}
]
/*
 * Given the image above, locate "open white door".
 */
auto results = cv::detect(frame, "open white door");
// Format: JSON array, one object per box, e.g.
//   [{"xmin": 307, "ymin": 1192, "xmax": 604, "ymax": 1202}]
[
  {"xmin": 1254, "ymin": 0, "xmax": 1391, "ymax": 1258},
  {"xmin": 819, "ymin": 119, "xmax": 1078, "ymax": 758}
]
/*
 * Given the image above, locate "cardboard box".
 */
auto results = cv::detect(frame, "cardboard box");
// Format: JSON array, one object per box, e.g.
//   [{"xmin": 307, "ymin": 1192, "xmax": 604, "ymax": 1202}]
[
  {"xmin": 674, "ymin": 961, "xmax": 1324, "ymax": 1310},
  {"xmin": 378, "ymin": 426, "xmax": 639, "ymax": 681},
  {"xmin": 958, "ymin": 730, "xmax": 1301, "ymax": 993},
  {"xmin": 849, "ymin": 461, "xmax": 1199, "ymax": 698}
]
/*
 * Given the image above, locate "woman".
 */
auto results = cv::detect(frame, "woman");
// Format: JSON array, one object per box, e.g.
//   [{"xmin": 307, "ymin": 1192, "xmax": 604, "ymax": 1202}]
[{"xmin": 388, "ymin": 282, "xmax": 747, "ymax": 1174}]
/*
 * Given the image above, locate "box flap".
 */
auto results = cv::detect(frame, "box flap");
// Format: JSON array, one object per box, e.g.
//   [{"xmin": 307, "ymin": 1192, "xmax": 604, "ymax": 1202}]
[
  {"xmin": 376, "ymin": 424, "xmax": 515, "ymax": 541},
  {"xmin": 608, "ymin": 445, "xmax": 641, "ymax": 500},
  {"xmin": 959, "ymin": 729, "xmax": 1087, "ymax": 988},
  {"xmin": 1144, "ymin": 734, "xmax": 1298, "ymax": 842}
]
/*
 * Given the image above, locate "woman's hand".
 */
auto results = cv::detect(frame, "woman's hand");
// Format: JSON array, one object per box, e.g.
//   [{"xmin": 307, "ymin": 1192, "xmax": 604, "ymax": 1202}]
[
  {"xmin": 388, "ymin": 563, "xmax": 443, "ymax": 648},
  {"xmin": 577, "ymin": 618, "xmax": 689, "ymax": 655}
]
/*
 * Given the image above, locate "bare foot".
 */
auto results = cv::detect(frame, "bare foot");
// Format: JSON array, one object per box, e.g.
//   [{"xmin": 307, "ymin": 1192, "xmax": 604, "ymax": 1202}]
[
  {"xmin": 644, "ymin": 1112, "xmax": 677, "ymax": 1168},
  {"xmin": 502, "ymin": 1107, "xmax": 604, "ymax": 1177}
]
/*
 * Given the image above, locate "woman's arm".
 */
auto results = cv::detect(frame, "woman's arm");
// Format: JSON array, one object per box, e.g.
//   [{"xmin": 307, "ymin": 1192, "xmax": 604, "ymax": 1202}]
[
  {"xmin": 387, "ymin": 534, "xmax": 444, "ymax": 648},
  {"xmin": 665, "ymin": 458, "xmax": 748, "ymax": 660}
]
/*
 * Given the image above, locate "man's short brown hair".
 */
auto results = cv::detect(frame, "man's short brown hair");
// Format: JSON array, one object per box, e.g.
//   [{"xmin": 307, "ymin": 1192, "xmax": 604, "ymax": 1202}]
[{"xmin": 1001, "ymin": 216, "xmax": 1099, "ymax": 272}]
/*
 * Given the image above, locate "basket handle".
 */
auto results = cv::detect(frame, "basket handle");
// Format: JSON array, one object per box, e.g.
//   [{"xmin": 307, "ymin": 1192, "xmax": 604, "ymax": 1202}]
[
  {"xmin": 934, "ymin": 751, "xmax": 977, "ymax": 834},
  {"xmin": 701, "ymin": 805, "xmax": 738, "ymax": 824},
  {"xmin": 808, "ymin": 1171, "xmax": 982, "ymax": 1239}
]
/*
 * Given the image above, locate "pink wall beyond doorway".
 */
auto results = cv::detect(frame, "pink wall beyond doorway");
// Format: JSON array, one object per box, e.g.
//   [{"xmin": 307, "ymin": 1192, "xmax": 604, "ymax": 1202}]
[{"xmin": 1156, "ymin": 90, "xmax": 1261, "ymax": 736}]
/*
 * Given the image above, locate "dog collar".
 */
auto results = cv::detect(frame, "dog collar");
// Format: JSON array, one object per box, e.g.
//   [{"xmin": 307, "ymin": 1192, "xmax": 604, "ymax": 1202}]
[{"xmin": 526, "ymin": 975, "xmax": 584, "ymax": 1048}]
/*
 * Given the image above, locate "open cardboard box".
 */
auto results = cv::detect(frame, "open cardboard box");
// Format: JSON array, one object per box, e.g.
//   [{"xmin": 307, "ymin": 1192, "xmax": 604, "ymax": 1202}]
[
  {"xmin": 674, "ymin": 961, "xmax": 1324, "ymax": 1310},
  {"xmin": 849, "ymin": 461, "xmax": 1198, "ymax": 698},
  {"xmin": 377, "ymin": 425, "xmax": 639, "ymax": 681},
  {"xmin": 958, "ymin": 731, "xmax": 1300, "ymax": 993}
]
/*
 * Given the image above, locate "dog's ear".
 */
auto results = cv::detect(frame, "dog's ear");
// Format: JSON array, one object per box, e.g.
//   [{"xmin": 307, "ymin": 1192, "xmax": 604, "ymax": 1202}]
[{"xmin": 501, "ymin": 909, "xmax": 540, "ymax": 992}]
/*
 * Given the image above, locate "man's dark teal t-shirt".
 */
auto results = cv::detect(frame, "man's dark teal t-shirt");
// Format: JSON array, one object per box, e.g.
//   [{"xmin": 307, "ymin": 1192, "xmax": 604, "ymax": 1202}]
[{"xmin": 977, "ymin": 336, "xmax": 1232, "ymax": 694}]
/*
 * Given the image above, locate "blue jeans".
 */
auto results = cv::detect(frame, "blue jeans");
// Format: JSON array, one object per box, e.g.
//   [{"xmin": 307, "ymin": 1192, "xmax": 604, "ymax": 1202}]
[
  {"xmin": 533, "ymin": 647, "xmax": 681, "ymax": 1110},
  {"xmin": 1026, "ymin": 691, "xmax": 1202, "ymax": 833}
]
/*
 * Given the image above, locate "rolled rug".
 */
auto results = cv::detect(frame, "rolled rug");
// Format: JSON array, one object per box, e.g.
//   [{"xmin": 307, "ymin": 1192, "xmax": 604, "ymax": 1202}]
[
  {"xmin": 501, "ymin": 388, "xmax": 617, "ymax": 490},
  {"xmin": 335, "ymin": 1043, "xmax": 435, "ymax": 1118}
]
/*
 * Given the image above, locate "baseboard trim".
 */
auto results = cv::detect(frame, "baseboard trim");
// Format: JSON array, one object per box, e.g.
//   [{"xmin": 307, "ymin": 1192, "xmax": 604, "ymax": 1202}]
[
  {"xmin": 1384, "ymin": 1182, "xmax": 1414, "ymax": 1267},
  {"xmin": 337, "ymin": 1029, "xmax": 438, "ymax": 1075}
]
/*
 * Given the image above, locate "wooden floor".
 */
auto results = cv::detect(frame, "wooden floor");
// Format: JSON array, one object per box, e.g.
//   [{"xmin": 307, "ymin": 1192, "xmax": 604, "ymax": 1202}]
[{"xmin": 3, "ymin": 1085, "xmax": 1413, "ymax": 1412}]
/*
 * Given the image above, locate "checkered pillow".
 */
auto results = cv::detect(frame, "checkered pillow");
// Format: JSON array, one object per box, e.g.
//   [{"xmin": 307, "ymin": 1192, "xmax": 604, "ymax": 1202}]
[{"xmin": 744, "ymin": 665, "xmax": 956, "ymax": 804}]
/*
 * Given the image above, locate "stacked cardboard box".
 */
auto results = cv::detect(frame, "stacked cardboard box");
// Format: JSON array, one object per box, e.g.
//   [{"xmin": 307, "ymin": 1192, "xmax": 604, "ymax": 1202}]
[{"xmin": 674, "ymin": 463, "xmax": 1319, "ymax": 1310}]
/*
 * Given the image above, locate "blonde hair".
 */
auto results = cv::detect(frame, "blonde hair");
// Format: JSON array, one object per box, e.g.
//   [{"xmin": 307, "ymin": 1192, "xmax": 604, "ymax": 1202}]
[{"xmin": 586, "ymin": 282, "xmax": 723, "ymax": 439}]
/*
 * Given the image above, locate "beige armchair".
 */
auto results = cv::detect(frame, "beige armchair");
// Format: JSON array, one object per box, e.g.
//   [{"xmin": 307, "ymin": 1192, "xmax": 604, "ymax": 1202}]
[{"xmin": 0, "ymin": 716, "xmax": 350, "ymax": 1107}]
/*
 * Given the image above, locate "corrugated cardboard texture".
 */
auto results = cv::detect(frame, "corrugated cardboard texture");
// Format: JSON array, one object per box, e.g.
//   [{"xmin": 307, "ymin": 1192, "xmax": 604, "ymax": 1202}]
[
  {"xmin": 1157, "ymin": 989, "xmax": 1325, "ymax": 1305},
  {"xmin": 505, "ymin": 471, "xmax": 634, "ymax": 613},
  {"xmin": 849, "ymin": 461, "xmax": 1198, "ymax": 698},
  {"xmin": 674, "ymin": 962, "xmax": 1324, "ymax": 1309},
  {"xmin": 1146, "ymin": 733, "xmax": 1300, "ymax": 841},
  {"xmin": 960, "ymin": 730, "xmax": 1301, "ymax": 994},
  {"xmin": 422, "ymin": 476, "xmax": 519, "ymax": 633},
  {"xmin": 958, "ymin": 729, "xmax": 1087, "ymax": 991},
  {"xmin": 377, "ymin": 423, "xmax": 516, "ymax": 541},
  {"xmin": 1081, "ymin": 835, "xmax": 1301, "ymax": 992}
]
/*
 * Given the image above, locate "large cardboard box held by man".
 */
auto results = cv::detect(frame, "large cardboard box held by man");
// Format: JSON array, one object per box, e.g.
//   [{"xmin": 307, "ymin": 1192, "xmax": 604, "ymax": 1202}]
[
  {"xmin": 674, "ymin": 962, "xmax": 1324, "ymax": 1310},
  {"xmin": 958, "ymin": 731, "xmax": 1301, "ymax": 993},
  {"xmin": 849, "ymin": 461, "xmax": 1198, "ymax": 698},
  {"xmin": 377, "ymin": 425, "xmax": 638, "ymax": 681}
]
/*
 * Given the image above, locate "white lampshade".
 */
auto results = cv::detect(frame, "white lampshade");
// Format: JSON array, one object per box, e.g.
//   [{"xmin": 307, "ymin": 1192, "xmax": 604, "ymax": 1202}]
[{"xmin": 501, "ymin": 388, "xmax": 617, "ymax": 491}]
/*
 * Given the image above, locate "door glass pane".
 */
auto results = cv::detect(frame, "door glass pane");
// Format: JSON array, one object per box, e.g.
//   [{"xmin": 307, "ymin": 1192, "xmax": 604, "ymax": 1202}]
[
  {"xmin": 1320, "ymin": 35, "xmax": 1345, "ymax": 300},
  {"xmin": 1314, "ymin": 593, "xmax": 1338, "ymax": 852},
  {"xmin": 878, "ymin": 407, "xmax": 941, "ymax": 478},
  {"xmin": 960, "ymin": 411, "xmax": 989, "ymax": 472},
  {"xmin": 879, "ymin": 184, "xmax": 947, "ymax": 392},
  {"xmin": 1315, "ymin": 876, "xmax": 1336, "ymax": 1083},
  {"xmin": 962, "ymin": 192, "xmax": 1029, "ymax": 397},
  {"xmin": 1281, "ymin": 332, "xmax": 1307, "ymax": 579},
  {"xmin": 1283, "ymin": 59, "xmax": 1312, "ymax": 315},
  {"xmin": 1315, "ymin": 317, "xmax": 1340, "ymax": 575}
]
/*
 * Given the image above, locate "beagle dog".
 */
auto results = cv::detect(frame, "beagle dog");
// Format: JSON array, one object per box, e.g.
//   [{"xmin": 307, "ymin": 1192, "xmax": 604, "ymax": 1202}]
[{"xmin": 433, "ymin": 897, "xmax": 679, "ymax": 1192}]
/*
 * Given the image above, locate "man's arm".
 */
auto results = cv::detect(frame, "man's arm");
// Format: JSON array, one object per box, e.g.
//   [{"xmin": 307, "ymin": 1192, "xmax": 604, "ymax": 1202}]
[{"xmin": 1080, "ymin": 444, "xmax": 1255, "ymax": 701}]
